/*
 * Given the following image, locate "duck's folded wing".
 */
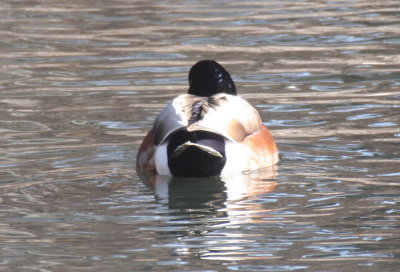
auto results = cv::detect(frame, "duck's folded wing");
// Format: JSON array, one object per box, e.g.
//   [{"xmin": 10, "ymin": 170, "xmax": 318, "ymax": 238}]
[
  {"xmin": 152, "ymin": 94, "xmax": 203, "ymax": 145},
  {"xmin": 192, "ymin": 94, "xmax": 263, "ymax": 142},
  {"xmin": 152, "ymin": 93, "xmax": 267, "ymax": 144}
]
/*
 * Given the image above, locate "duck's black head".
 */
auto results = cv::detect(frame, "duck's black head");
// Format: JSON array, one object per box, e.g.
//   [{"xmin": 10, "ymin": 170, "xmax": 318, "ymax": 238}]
[{"xmin": 188, "ymin": 60, "xmax": 236, "ymax": 97}]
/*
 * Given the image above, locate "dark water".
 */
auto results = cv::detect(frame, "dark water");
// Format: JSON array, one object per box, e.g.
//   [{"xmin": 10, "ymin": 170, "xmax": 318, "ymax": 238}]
[{"xmin": 1, "ymin": 0, "xmax": 399, "ymax": 271}]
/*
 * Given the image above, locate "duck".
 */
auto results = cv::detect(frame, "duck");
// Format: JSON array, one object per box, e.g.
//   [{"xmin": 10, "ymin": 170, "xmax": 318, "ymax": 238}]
[{"xmin": 136, "ymin": 60, "xmax": 278, "ymax": 177}]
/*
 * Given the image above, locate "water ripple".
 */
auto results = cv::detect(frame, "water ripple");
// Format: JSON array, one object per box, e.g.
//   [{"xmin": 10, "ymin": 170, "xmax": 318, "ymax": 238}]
[{"xmin": 1, "ymin": 0, "xmax": 399, "ymax": 271}]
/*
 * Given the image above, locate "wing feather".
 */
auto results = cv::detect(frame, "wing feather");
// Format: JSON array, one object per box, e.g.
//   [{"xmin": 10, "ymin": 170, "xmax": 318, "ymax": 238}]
[
  {"xmin": 152, "ymin": 95, "xmax": 198, "ymax": 144},
  {"xmin": 196, "ymin": 93, "xmax": 263, "ymax": 142},
  {"xmin": 152, "ymin": 93, "xmax": 264, "ymax": 145}
]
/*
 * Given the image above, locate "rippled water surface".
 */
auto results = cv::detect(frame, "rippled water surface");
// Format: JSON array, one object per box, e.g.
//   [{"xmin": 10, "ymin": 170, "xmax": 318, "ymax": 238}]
[{"xmin": 1, "ymin": 0, "xmax": 399, "ymax": 271}]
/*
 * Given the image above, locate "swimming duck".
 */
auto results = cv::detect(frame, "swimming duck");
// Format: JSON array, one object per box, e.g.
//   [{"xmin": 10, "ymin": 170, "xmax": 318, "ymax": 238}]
[{"xmin": 136, "ymin": 60, "xmax": 278, "ymax": 177}]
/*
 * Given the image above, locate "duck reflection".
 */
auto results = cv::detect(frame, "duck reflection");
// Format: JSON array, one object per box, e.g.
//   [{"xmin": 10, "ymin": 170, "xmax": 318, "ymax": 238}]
[
  {"xmin": 155, "ymin": 176, "xmax": 227, "ymax": 210},
  {"xmin": 141, "ymin": 166, "xmax": 278, "ymax": 213},
  {"xmin": 139, "ymin": 167, "xmax": 279, "ymax": 260}
]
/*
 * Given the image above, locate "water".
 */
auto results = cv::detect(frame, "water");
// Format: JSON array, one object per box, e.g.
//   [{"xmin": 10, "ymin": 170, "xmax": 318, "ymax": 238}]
[{"xmin": 1, "ymin": 0, "xmax": 399, "ymax": 271}]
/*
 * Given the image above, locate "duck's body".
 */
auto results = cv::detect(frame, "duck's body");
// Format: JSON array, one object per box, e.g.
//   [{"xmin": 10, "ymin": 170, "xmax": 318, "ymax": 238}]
[{"xmin": 136, "ymin": 60, "xmax": 278, "ymax": 177}]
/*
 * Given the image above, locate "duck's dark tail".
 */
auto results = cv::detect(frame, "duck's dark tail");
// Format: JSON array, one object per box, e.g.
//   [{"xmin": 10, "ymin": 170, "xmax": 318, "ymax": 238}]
[{"xmin": 167, "ymin": 130, "xmax": 226, "ymax": 177}]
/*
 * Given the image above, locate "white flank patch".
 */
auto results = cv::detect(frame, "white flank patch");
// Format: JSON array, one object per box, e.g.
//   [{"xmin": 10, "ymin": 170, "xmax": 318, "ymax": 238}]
[
  {"xmin": 154, "ymin": 143, "xmax": 172, "ymax": 176},
  {"xmin": 221, "ymin": 141, "xmax": 251, "ymax": 175}
]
